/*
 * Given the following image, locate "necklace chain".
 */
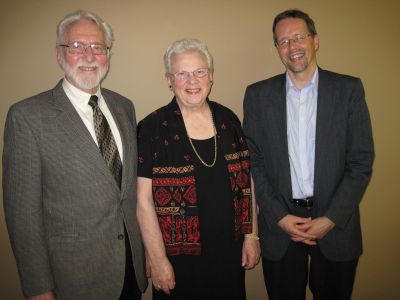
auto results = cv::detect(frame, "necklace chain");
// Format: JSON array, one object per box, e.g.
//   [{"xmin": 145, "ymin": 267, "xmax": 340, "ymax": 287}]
[{"xmin": 186, "ymin": 111, "xmax": 217, "ymax": 168}]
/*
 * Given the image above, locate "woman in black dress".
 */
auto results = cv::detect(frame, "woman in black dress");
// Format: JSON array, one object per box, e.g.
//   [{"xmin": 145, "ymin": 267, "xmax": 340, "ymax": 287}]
[{"xmin": 136, "ymin": 38, "xmax": 260, "ymax": 299}]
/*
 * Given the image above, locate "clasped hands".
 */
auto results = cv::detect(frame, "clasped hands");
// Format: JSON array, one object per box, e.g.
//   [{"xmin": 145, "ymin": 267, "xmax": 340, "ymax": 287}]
[{"xmin": 278, "ymin": 215, "xmax": 335, "ymax": 245}]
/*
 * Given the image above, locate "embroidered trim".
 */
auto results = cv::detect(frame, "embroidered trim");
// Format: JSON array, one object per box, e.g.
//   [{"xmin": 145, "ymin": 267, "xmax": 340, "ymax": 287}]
[
  {"xmin": 227, "ymin": 161, "xmax": 250, "ymax": 172},
  {"xmin": 153, "ymin": 165, "xmax": 194, "ymax": 174},
  {"xmin": 225, "ymin": 150, "xmax": 250, "ymax": 161},
  {"xmin": 153, "ymin": 177, "xmax": 195, "ymax": 186}
]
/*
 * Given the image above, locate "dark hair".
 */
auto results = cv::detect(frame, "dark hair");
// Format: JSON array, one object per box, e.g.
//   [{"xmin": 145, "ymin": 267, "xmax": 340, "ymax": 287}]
[{"xmin": 272, "ymin": 9, "xmax": 317, "ymax": 45}]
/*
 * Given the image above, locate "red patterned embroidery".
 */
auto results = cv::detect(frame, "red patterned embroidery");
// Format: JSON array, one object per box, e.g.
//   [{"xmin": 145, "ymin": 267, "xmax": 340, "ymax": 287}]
[
  {"xmin": 241, "ymin": 160, "xmax": 250, "ymax": 169},
  {"xmin": 164, "ymin": 139, "xmax": 169, "ymax": 146},
  {"xmin": 230, "ymin": 177, "xmax": 235, "ymax": 190},
  {"xmin": 138, "ymin": 156, "xmax": 144, "ymax": 163},
  {"xmin": 221, "ymin": 123, "xmax": 226, "ymax": 129},
  {"xmin": 154, "ymin": 187, "xmax": 171, "ymax": 206},
  {"xmin": 236, "ymin": 171, "xmax": 249, "ymax": 188},
  {"xmin": 186, "ymin": 216, "xmax": 200, "ymax": 243},
  {"xmin": 228, "ymin": 162, "xmax": 241, "ymax": 172},
  {"xmin": 173, "ymin": 188, "xmax": 182, "ymax": 203},
  {"xmin": 175, "ymin": 217, "xmax": 183, "ymax": 242},
  {"xmin": 174, "ymin": 134, "xmax": 180, "ymax": 141},
  {"xmin": 162, "ymin": 120, "xmax": 168, "ymax": 127},
  {"xmin": 184, "ymin": 154, "xmax": 191, "ymax": 161},
  {"xmin": 158, "ymin": 215, "xmax": 172, "ymax": 243},
  {"xmin": 241, "ymin": 196, "xmax": 250, "ymax": 222},
  {"xmin": 183, "ymin": 184, "xmax": 197, "ymax": 204}
]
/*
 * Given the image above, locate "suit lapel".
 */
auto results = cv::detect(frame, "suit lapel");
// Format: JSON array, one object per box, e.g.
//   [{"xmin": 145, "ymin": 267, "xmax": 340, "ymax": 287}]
[
  {"xmin": 272, "ymin": 75, "xmax": 293, "ymax": 200},
  {"xmin": 314, "ymin": 69, "xmax": 335, "ymax": 195},
  {"xmin": 103, "ymin": 91, "xmax": 135, "ymax": 199},
  {"xmin": 50, "ymin": 81, "xmax": 120, "ymax": 191}
]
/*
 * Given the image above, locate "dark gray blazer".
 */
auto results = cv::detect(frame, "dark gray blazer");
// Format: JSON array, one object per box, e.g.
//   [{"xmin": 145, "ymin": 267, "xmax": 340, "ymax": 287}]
[
  {"xmin": 3, "ymin": 81, "xmax": 147, "ymax": 299},
  {"xmin": 243, "ymin": 68, "xmax": 374, "ymax": 261}
]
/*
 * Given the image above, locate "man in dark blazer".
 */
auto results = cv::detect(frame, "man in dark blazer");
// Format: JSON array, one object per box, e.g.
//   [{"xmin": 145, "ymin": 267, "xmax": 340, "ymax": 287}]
[
  {"xmin": 3, "ymin": 10, "xmax": 147, "ymax": 300},
  {"xmin": 243, "ymin": 9, "xmax": 374, "ymax": 300}
]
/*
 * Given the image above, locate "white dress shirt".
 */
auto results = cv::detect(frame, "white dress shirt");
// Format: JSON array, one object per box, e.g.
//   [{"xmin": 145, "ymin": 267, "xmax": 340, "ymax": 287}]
[
  {"xmin": 286, "ymin": 69, "xmax": 318, "ymax": 199},
  {"xmin": 62, "ymin": 79, "xmax": 123, "ymax": 161}
]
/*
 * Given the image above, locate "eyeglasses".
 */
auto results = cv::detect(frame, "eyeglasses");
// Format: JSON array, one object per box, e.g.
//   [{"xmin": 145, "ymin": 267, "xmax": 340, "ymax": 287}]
[
  {"xmin": 169, "ymin": 68, "xmax": 209, "ymax": 81},
  {"xmin": 58, "ymin": 42, "xmax": 109, "ymax": 55},
  {"xmin": 276, "ymin": 34, "xmax": 311, "ymax": 49}
]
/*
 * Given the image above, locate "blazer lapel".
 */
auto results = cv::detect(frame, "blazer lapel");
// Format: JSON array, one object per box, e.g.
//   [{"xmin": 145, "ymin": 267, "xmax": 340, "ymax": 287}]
[
  {"xmin": 272, "ymin": 75, "xmax": 293, "ymax": 201},
  {"xmin": 314, "ymin": 69, "xmax": 335, "ymax": 195},
  {"xmin": 50, "ymin": 81, "xmax": 120, "ymax": 190},
  {"xmin": 103, "ymin": 92, "xmax": 136, "ymax": 199}
]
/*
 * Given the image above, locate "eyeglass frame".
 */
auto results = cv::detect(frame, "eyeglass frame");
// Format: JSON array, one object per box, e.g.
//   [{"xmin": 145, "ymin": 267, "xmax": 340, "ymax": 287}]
[
  {"xmin": 168, "ymin": 68, "xmax": 210, "ymax": 81},
  {"xmin": 275, "ymin": 33, "xmax": 312, "ymax": 49},
  {"xmin": 58, "ymin": 41, "xmax": 110, "ymax": 55}
]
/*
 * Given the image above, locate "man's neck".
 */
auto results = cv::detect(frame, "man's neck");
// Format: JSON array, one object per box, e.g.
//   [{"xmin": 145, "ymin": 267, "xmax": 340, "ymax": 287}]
[{"xmin": 287, "ymin": 64, "xmax": 318, "ymax": 90}]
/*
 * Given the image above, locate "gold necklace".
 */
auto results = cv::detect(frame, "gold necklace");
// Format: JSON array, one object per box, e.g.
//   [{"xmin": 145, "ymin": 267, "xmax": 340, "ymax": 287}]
[{"xmin": 186, "ymin": 112, "xmax": 217, "ymax": 168}]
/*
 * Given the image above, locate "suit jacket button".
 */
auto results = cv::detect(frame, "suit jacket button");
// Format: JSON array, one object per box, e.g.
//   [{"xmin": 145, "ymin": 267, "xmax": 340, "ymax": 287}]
[{"xmin": 118, "ymin": 234, "xmax": 124, "ymax": 240}]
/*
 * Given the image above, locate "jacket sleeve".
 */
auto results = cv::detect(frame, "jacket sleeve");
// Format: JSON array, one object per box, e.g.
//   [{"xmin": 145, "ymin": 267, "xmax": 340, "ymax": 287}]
[
  {"xmin": 324, "ymin": 78, "xmax": 374, "ymax": 229},
  {"xmin": 243, "ymin": 86, "xmax": 288, "ymax": 228},
  {"xmin": 2, "ymin": 105, "xmax": 54, "ymax": 297}
]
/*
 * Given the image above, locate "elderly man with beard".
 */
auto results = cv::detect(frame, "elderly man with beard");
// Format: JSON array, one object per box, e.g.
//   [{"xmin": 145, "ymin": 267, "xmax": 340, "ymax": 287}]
[{"xmin": 3, "ymin": 10, "xmax": 147, "ymax": 300}]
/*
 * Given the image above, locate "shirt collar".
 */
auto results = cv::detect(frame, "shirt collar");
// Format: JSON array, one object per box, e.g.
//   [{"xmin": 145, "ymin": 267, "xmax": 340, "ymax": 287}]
[
  {"xmin": 62, "ymin": 78, "xmax": 101, "ymax": 107},
  {"xmin": 286, "ymin": 68, "xmax": 319, "ymax": 92}
]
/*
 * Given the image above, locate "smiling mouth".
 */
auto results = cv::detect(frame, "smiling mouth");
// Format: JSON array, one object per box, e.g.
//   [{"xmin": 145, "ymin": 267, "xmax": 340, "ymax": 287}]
[
  {"xmin": 78, "ymin": 66, "xmax": 97, "ymax": 71},
  {"xmin": 186, "ymin": 88, "xmax": 201, "ymax": 94},
  {"xmin": 289, "ymin": 51, "xmax": 305, "ymax": 61}
]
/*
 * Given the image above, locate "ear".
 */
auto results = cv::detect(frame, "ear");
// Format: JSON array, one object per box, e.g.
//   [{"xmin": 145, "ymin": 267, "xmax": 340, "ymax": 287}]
[
  {"xmin": 165, "ymin": 74, "xmax": 173, "ymax": 88},
  {"xmin": 313, "ymin": 34, "xmax": 320, "ymax": 51},
  {"xmin": 209, "ymin": 70, "xmax": 214, "ymax": 83},
  {"xmin": 55, "ymin": 47, "xmax": 63, "ymax": 67}
]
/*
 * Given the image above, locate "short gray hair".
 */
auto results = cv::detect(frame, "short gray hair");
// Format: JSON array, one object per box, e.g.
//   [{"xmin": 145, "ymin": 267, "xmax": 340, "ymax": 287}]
[
  {"xmin": 56, "ymin": 10, "xmax": 114, "ymax": 48},
  {"xmin": 163, "ymin": 38, "xmax": 214, "ymax": 73}
]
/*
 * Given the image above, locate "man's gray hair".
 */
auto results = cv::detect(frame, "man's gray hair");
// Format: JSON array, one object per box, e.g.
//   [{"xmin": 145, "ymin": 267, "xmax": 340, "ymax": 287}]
[
  {"xmin": 164, "ymin": 38, "xmax": 214, "ymax": 73},
  {"xmin": 56, "ymin": 10, "xmax": 114, "ymax": 48}
]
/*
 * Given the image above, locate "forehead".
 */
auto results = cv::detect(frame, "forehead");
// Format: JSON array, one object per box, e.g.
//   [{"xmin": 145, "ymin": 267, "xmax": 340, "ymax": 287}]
[
  {"xmin": 170, "ymin": 51, "xmax": 208, "ymax": 69},
  {"xmin": 275, "ymin": 18, "xmax": 308, "ymax": 38},
  {"xmin": 64, "ymin": 19, "xmax": 105, "ymax": 43}
]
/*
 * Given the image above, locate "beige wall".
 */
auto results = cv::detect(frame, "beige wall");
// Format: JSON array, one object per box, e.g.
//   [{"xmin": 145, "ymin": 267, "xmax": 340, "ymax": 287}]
[{"xmin": 1, "ymin": 0, "xmax": 399, "ymax": 299}]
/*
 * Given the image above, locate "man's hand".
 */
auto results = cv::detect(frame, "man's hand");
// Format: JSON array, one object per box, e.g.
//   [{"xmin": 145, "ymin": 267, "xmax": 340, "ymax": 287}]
[
  {"xmin": 278, "ymin": 214, "xmax": 317, "ymax": 245},
  {"xmin": 296, "ymin": 216, "xmax": 335, "ymax": 240}
]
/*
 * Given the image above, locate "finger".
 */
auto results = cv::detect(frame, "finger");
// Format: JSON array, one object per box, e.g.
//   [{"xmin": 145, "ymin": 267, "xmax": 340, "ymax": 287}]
[
  {"xmin": 296, "ymin": 222, "xmax": 313, "ymax": 231},
  {"xmin": 167, "ymin": 279, "xmax": 176, "ymax": 290},
  {"xmin": 302, "ymin": 239, "xmax": 317, "ymax": 246},
  {"xmin": 241, "ymin": 253, "xmax": 248, "ymax": 267},
  {"xmin": 292, "ymin": 227, "xmax": 317, "ymax": 239},
  {"xmin": 244, "ymin": 257, "xmax": 256, "ymax": 269}
]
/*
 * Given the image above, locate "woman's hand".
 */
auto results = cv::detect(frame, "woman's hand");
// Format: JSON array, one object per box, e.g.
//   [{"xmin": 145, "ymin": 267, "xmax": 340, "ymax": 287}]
[
  {"xmin": 241, "ymin": 236, "xmax": 261, "ymax": 270},
  {"xmin": 150, "ymin": 257, "xmax": 176, "ymax": 295}
]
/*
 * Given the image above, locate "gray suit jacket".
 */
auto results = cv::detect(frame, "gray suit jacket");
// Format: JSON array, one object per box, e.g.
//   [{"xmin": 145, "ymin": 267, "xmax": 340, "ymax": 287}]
[
  {"xmin": 243, "ymin": 68, "xmax": 374, "ymax": 261},
  {"xmin": 3, "ymin": 80, "xmax": 147, "ymax": 299}
]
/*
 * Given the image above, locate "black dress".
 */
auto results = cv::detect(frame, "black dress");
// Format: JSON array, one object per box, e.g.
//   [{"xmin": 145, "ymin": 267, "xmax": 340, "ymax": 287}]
[{"xmin": 153, "ymin": 137, "xmax": 245, "ymax": 300}]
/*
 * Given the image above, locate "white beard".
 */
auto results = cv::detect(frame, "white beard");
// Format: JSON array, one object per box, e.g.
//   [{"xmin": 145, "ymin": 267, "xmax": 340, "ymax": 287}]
[{"xmin": 61, "ymin": 57, "xmax": 109, "ymax": 91}]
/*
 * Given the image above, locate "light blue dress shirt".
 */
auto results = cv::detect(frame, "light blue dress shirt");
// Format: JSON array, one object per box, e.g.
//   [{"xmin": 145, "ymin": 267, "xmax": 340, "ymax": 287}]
[{"xmin": 286, "ymin": 69, "xmax": 318, "ymax": 199}]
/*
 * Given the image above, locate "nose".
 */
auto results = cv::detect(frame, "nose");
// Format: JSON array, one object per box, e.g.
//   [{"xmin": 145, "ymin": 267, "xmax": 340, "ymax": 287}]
[
  {"xmin": 187, "ymin": 72, "xmax": 199, "ymax": 83},
  {"xmin": 83, "ymin": 47, "xmax": 96, "ymax": 61},
  {"xmin": 288, "ymin": 38, "xmax": 298, "ymax": 49}
]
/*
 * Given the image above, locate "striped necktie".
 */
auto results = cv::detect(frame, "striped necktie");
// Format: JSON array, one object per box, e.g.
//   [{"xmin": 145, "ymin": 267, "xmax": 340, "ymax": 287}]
[{"xmin": 89, "ymin": 95, "xmax": 122, "ymax": 186}]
